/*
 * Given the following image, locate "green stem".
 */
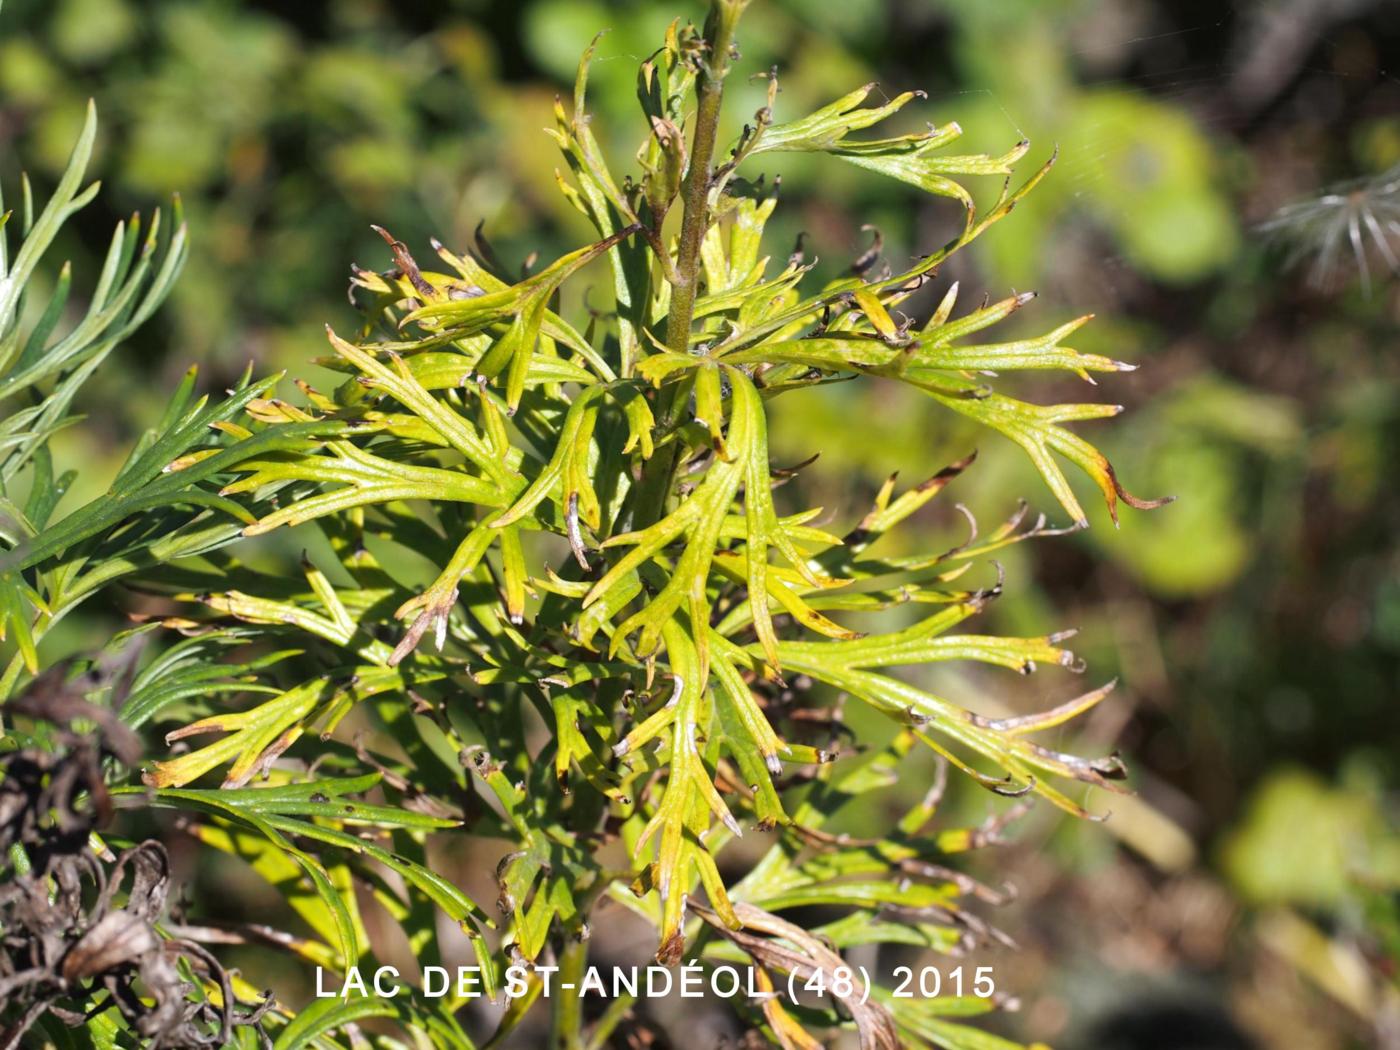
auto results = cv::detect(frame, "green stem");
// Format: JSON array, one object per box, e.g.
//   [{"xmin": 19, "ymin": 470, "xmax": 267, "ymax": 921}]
[
  {"xmin": 583, "ymin": 989, "xmax": 638, "ymax": 1050},
  {"xmin": 549, "ymin": 937, "xmax": 588, "ymax": 1050},
  {"xmin": 633, "ymin": 0, "xmax": 747, "ymax": 528},
  {"xmin": 662, "ymin": 3, "xmax": 740, "ymax": 356}
]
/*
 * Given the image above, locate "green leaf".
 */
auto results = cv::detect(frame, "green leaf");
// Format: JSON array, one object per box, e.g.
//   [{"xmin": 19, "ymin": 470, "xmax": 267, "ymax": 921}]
[
  {"xmin": 271, "ymin": 996, "xmax": 400, "ymax": 1050},
  {"xmin": 753, "ymin": 83, "xmax": 1029, "ymax": 208},
  {"xmin": 403, "ymin": 226, "xmax": 640, "ymax": 411}
]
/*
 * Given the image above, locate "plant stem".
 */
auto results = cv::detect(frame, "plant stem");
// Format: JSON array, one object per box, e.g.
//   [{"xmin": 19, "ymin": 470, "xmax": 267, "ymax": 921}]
[
  {"xmin": 662, "ymin": 2, "xmax": 742, "ymax": 356},
  {"xmin": 549, "ymin": 937, "xmax": 588, "ymax": 1050},
  {"xmin": 633, "ymin": 0, "xmax": 747, "ymax": 528},
  {"xmin": 582, "ymin": 990, "xmax": 639, "ymax": 1050}
]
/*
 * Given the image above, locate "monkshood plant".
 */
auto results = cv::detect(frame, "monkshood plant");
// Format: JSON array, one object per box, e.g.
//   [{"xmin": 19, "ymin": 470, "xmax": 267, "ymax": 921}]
[{"xmin": 1, "ymin": 2, "xmax": 1170, "ymax": 1047}]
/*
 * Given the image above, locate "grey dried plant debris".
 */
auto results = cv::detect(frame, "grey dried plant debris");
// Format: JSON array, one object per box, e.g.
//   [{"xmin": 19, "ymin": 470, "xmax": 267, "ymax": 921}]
[{"xmin": 0, "ymin": 671, "xmax": 271, "ymax": 1049}]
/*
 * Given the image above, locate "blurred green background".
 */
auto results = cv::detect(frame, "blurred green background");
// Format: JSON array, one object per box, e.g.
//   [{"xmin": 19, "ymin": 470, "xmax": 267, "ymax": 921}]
[{"xmin": 2, "ymin": 0, "xmax": 1398, "ymax": 1046}]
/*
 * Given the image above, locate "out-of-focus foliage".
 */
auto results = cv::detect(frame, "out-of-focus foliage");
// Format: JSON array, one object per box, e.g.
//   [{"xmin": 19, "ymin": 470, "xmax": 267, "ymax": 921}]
[
  {"xmin": 1223, "ymin": 766, "xmax": 1400, "ymax": 909},
  {"xmin": 1220, "ymin": 765, "xmax": 1400, "ymax": 1042},
  {"xmin": 2, "ymin": 0, "xmax": 559, "ymax": 374},
  {"xmin": 940, "ymin": 2, "xmax": 1239, "ymax": 287}
]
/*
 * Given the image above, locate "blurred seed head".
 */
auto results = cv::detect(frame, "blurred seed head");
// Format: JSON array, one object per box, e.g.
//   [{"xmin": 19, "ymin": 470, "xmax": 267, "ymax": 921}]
[{"xmin": 1259, "ymin": 163, "xmax": 1400, "ymax": 295}]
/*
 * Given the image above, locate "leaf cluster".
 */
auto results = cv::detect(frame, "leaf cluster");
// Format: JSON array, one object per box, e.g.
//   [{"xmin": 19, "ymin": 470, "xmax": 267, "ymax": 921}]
[{"xmin": 1, "ymin": 5, "xmax": 1168, "ymax": 1048}]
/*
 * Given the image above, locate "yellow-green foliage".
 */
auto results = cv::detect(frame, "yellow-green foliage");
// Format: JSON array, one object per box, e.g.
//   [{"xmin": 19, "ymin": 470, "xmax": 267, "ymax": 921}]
[{"xmin": 1, "ymin": 4, "xmax": 1168, "ymax": 1047}]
